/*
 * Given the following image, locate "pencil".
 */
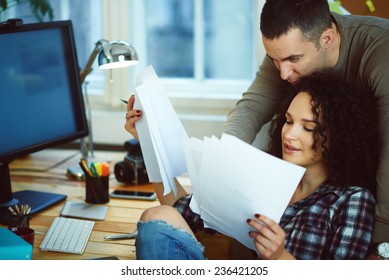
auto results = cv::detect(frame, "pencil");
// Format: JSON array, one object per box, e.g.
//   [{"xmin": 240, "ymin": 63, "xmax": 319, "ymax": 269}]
[
  {"xmin": 120, "ymin": 99, "xmax": 128, "ymax": 104},
  {"xmin": 8, "ymin": 206, "xmax": 17, "ymax": 216}
]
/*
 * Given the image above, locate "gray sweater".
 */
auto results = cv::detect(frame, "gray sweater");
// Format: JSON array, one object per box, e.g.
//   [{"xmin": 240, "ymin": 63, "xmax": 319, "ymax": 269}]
[{"xmin": 224, "ymin": 12, "xmax": 389, "ymax": 242}]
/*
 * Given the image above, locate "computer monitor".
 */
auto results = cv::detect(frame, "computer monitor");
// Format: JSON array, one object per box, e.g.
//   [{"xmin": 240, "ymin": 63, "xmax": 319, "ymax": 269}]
[{"xmin": 0, "ymin": 19, "xmax": 89, "ymax": 224}]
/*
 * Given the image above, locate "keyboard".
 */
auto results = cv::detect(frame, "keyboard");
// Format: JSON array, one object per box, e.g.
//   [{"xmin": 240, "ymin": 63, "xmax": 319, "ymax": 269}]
[{"xmin": 39, "ymin": 217, "xmax": 95, "ymax": 254}]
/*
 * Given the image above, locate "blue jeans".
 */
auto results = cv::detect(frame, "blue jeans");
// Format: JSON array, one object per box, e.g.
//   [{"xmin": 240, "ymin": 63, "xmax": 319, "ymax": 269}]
[{"xmin": 135, "ymin": 220, "xmax": 206, "ymax": 260}]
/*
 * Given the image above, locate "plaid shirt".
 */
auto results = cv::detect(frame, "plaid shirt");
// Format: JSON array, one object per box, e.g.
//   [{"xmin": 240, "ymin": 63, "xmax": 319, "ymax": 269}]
[{"xmin": 173, "ymin": 184, "xmax": 375, "ymax": 260}]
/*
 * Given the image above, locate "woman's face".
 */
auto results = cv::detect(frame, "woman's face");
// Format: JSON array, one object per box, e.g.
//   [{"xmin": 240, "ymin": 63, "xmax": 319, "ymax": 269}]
[{"xmin": 281, "ymin": 91, "xmax": 323, "ymax": 169}]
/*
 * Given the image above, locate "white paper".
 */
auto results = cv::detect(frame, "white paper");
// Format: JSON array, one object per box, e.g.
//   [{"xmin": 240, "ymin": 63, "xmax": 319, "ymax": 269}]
[
  {"xmin": 184, "ymin": 133, "xmax": 306, "ymax": 252},
  {"xmin": 134, "ymin": 66, "xmax": 188, "ymax": 195},
  {"xmin": 134, "ymin": 82, "xmax": 161, "ymax": 182},
  {"xmin": 182, "ymin": 136, "xmax": 204, "ymax": 213}
]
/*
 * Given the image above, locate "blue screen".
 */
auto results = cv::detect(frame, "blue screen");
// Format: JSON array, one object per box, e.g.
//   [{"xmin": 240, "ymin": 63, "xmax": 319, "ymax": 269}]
[
  {"xmin": 0, "ymin": 21, "xmax": 88, "ymax": 223},
  {"xmin": 0, "ymin": 23, "xmax": 87, "ymax": 159}
]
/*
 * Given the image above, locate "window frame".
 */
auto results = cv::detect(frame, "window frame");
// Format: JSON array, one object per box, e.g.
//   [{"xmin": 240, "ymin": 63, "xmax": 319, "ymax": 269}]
[{"xmin": 89, "ymin": 0, "xmax": 264, "ymax": 110}]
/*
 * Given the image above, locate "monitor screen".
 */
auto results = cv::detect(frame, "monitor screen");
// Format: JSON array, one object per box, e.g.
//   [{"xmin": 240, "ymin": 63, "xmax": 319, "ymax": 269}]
[{"xmin": 0, "ymin": 19, "xmax": 88, "ymax": 223}]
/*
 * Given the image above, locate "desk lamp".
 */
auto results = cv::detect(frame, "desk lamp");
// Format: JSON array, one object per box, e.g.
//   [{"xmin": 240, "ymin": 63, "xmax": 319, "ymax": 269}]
[
  {"xmin": 80, "ymin": 39, "xmax": 139, "ymax": 84},
  {"xmin": 67, "ymin": 39, "xmax": 139, "ymax": 179}
]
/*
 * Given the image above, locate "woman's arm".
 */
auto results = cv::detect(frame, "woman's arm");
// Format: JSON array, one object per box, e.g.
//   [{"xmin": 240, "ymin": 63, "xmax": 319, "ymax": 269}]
[{"xmin": 153, "ymin": 178, "xmax": 188, "ymax": 206}]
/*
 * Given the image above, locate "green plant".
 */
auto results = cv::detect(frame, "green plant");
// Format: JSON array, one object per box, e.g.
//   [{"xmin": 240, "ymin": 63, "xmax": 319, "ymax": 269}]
[{"xmin": 0, "ymin": 0, "xmax": 53, "ymax": 21}]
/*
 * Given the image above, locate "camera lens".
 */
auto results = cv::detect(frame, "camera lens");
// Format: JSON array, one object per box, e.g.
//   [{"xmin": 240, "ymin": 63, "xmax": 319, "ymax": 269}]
[{"xmin": 114, "ymin": 161, "xmax": 135, "ymax": 184}]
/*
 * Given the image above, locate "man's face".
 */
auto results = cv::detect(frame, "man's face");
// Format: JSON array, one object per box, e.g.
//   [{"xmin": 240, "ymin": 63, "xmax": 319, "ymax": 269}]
[{"xmin": 263, "ymin": 28, "xmax": 328, "ymax": 85}]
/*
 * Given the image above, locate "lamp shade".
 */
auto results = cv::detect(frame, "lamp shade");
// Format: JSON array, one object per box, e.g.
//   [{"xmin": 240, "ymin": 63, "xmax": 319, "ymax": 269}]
[{"xmin": 98, "ymin": 41, "xmax": 139, "ymax": 69}]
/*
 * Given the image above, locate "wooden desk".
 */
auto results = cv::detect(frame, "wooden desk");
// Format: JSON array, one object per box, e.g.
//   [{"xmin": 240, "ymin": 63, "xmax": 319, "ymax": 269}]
[
  {"xmin": 5, "ymin": 148, "xmax": 236, "ymax": 260},
  {"xmin": 6, "ymin": 148, "xmax": 160, "ymax": 260}
]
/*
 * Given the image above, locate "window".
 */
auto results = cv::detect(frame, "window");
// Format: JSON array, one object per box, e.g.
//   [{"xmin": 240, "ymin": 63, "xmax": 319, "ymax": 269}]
[
  {"xmin": 2, "ymin": 0, "xmax": 265, "ymax": 143},
  {"xmin": 132, "ymin": 0, "xmax": 263, "ymax": 126},
  {"xmin": 144, "ymin": 0, "xmax": 255, "ymax": 80},
  {"xmin": 136, "ymin": 0, "xmax": 260, "ymax": 98}
]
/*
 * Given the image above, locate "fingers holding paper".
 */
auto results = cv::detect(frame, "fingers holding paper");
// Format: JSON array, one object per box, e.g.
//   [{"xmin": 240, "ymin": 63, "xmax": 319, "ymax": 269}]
[
  {"xmin": 125, "ymin": 95, "xmax": 142, "ymax": 139},
  {"xmin": 247, "ymin": 214, "xmax": 293, "ymax": 260}
]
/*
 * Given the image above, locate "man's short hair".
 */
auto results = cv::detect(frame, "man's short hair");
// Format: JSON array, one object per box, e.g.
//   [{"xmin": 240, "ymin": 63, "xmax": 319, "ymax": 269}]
[{"xmin": 260, "ymin": 0, "xmax": 333, "ymax": 44}]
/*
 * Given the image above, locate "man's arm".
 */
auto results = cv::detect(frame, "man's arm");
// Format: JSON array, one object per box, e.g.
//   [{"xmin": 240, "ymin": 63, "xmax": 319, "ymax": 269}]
[
  {"xmin": 223, "ymin": 56, "xmax": 291, "ymax": 144},
  {"xmin": 361, "ymin": 41, "xmax": 389, "ymax": 256},
  {"xmin": 365, "ymin": 99, "xmax": 389, "ymax": 258},
  {"xmin": 372, "ymin": 95, "xmax": 389, "ymax": 243},
  {"xmin": 362, "ymin": 39, "xmax": 389, "ymax": 244}
]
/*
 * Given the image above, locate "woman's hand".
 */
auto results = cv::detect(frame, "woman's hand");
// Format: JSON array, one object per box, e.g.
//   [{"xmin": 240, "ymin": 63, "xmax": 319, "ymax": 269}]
[
  {"xmin": 247, "ymin": 214, "xmax": 294, "ymax": 260},
  {"xmin": 125, "ymin": 95, "xmax": 142, "ymax": 139}
]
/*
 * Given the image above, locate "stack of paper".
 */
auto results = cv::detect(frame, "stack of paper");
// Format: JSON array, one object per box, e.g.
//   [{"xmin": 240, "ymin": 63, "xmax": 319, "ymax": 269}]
[
  {"xmin": 134, "ymin": 66, "xmax": 188, "ymax": 195},
  {"xmin": 183, "ymin": 134, "xmax": 305, "ymax": 252},
  {"xmin": 133, "ymin": 66, "xmax": 305, "ymax": 252}
]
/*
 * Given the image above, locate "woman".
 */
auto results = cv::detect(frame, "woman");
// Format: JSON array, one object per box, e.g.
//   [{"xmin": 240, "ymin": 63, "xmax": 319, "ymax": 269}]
[{"xmin": 129, "ymin": 71, "xmax": 378, "ymax": 260}]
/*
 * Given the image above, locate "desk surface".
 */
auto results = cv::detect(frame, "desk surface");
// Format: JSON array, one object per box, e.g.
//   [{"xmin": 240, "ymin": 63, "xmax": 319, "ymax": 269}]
[{"xmin": 6, "ymin": 148, "xmax": 160, "ymax": 260}]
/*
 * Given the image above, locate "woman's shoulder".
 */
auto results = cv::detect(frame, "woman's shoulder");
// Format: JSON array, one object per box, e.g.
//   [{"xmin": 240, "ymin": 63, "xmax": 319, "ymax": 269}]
[
  {"xmin": 339, "ymin": 185, "xmax": 374, "ymax": 198},
  {"xmin": 319, "ymin": 184, "xmax": 372, "ymax": 196},
  {"xmin": 316, "ymin": 184, "xmax": 375, "ymax": 209},
  {"xmin": 329, "ymin": 185, "xmax": 375, "ymax": 209},
  {"xmin": 316, "ymin": 185, "xmax": 375, "ymax": 225}
]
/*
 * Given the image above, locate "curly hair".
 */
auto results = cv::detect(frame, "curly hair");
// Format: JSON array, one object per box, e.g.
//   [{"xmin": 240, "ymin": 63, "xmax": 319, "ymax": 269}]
[{"xmin": 267, "ymin": 71, "xmax": 378, "ymax": 195}]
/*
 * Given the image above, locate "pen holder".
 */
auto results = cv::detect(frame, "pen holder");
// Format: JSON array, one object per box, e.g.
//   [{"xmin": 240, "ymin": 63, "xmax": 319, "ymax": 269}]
[
  {"xmin": 8, "ymin": 213, "xmax": 30, "ymax": 230},
  {"xmin": 8, "ymin": 215, "xmax": 34, "ymax": 246},
  {"xmin": 12, "ymin": 227, "xmax": 35, "ymax": 246},
  {"xmin": 85, "ymin": 174, "xmax": 110, "ymax": 204}
]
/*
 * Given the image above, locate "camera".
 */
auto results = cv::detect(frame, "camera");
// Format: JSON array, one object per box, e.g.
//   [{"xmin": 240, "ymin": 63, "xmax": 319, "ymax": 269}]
[{"xmin": 114, "ymin": 139, "xmax": 149, "ymax": 185}]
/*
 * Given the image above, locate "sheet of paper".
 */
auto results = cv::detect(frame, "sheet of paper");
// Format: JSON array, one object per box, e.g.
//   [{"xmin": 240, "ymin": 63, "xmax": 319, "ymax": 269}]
[
  {"xmin": 134, "ymin": 66, "xmax": 188, "ymax": 195},
  {"xmin": 133, "ymin": 83, "xmax": 161, "ymax": 182},
  {"xmin": 182, "ymin": 136, "xmax": 204, "ymax": 214},
  {"xmin": 185, "ymin": 133, "xmax": 306, "ymax": 252}
]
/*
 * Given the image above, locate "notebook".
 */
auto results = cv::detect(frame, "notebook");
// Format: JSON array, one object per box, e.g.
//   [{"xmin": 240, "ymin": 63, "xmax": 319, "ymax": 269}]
[
  {"xmin": 60, "ymin": 201, "xmax": 108, "ymax": 221},
  {"xmin": 13, "ymin": 190, "xmax": 67, "ymax": 214}
]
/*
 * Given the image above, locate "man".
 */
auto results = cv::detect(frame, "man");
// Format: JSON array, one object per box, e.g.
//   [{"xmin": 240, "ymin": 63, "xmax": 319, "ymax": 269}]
[
  {"xmin": 223, "ymin": 0, "xmax": 389, "ymax": 258},
  {"xmin": 125, "ymin": 0, "xmax": 389, "ymax": 259}
]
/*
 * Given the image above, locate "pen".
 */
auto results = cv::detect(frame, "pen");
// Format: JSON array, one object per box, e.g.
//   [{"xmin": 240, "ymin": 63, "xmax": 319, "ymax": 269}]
[
  {"xmin": 90, "ymin": 162, "xmax": 102, "ymax": 177},
  {"xmin": 101, "ymin": 162, "xmax": 110, "ymax": 176},
  {"xmin": 120, "ymin": 99, "xmax": 128, "ymax": 104},
  {"xmin": 104, "ymin": 233, "xmax": 138, "ymax": 240},
  {"xmin": 79, "ymin": 159, "xmax": 94, "ymax": 177}
]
